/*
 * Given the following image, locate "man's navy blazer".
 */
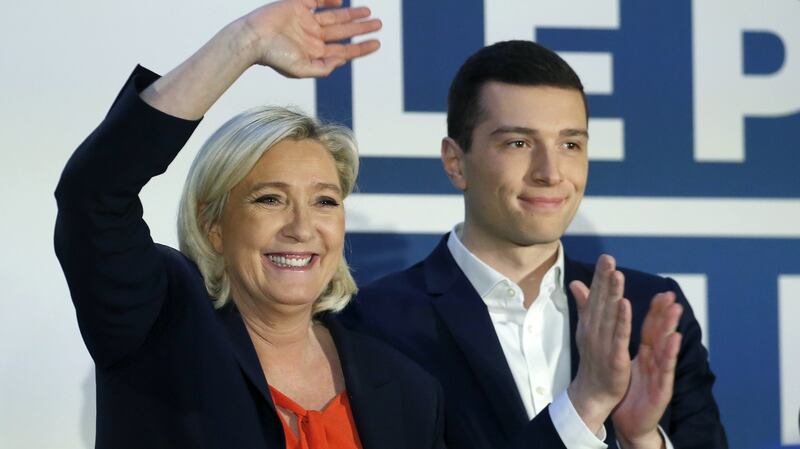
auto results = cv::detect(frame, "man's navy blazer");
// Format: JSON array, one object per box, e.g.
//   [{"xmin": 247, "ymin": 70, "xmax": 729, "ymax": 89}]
[
  {"xmin": 54, "ymin": 66, "xmax": 445, "ymax": 449},
  {"xmin": 341, "ymin": 235, "xmax": 727, "ymax": 449}
]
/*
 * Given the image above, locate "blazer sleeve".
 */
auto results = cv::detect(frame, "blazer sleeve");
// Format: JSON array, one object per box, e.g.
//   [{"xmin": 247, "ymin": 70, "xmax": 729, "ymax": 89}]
[
  {"xmin": 54, "ymin": 66, "xmax": 201, "ymax": 368},
  {"xmin": 662, "ymin": 278, "xmax": 728, "ymax": 449},
  {"xmin": 504, "ymin": 409, "xmax": 567, "ymax": 449}
]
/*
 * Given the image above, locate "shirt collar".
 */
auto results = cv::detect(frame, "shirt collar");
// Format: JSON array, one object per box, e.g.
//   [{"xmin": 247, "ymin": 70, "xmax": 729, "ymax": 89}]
[{"xmin": 447, "ymin": 224, "xmax": 567, "ymax": 311}]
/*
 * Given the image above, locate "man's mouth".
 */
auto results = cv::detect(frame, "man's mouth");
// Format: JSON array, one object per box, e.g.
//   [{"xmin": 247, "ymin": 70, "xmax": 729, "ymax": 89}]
[{"xmin": 518, "ymin": 196, "xmax": 566, "ymax": 208}]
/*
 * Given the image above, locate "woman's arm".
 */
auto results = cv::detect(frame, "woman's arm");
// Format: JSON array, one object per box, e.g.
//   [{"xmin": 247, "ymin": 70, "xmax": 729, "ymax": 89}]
[{"xmin": 54, "ymin": 0, "xmax": 380, "ymax": 367}]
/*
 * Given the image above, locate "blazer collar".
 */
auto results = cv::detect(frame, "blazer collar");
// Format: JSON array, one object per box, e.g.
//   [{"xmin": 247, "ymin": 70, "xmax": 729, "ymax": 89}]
[
  {"xmin": 563, "ymin": 255, "xmax": 591, "ymax": 381},
  {"xmin": 218, "ymin": 305, "xmax": 404, "ymax": 449},
  {"xmin": 216, "ymin": 302, "xmax": 276, "ymax": 408},
  {"xmin": 423, "ymin": 234, "xmax": 530, "ymax": 438}
]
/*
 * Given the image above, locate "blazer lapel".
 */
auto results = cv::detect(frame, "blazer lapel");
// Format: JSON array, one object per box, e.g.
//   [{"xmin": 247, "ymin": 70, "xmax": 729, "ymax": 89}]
[
  {"xmin": 216, "ymin": 302, "xmax": 276, "ymax": 409},
  {"xmin": 324, "ymin": 315, "xmax": 404, "ymax": 449},
  {"xmin": 564, "ymin": 257, "xmax": 587, "ymax": 382},
  {"xmin": 425, "ymin": 235, "xmax": 529, "ymax": 438}
]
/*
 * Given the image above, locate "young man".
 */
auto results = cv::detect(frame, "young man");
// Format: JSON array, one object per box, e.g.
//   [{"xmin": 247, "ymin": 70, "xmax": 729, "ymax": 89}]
[{"xmin": 342, "ymin": 41, "xmax": 726, "ymax": 449}]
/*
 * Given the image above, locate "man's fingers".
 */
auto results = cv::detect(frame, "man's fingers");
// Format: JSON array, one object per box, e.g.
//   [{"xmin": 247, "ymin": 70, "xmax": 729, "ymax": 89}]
[
  {"xmin": 641, "ymin": 291, "xmax": 673, "ymax": 343},
  {"xmin": 663, "ymin": 332, "xmax": 682, "ymax": 369},
  {"xmin": 596, "ymin": 269, "xmax": 624, "ymax": 340},
  {"xmin": 585, "ymin": 255, "xmax": 618, "ymax": 329},
  {"xmin": 589, "ymin": 254, "xmax": 616, "ymax": 302},
  {"xmin": 655, "ymin": 332, "xmax": 682, "ymax": 395},
  {"xmin": 654, "ymin": 302, "xmax": 682, "ymax": 357},
  {"xmin": 320, "ymin": 18, "xmax": 382, "ymax": 42},
  {"xmin": 569, "ymin": 280, "xmax": 590, "ymax": 315},
  {"xmin": 601, "ymin": 270, "xmax": 625, "ymax": 319},
  {"xmin": 613, "ymin": 298, "xmax": 632, "ymax": 355}
]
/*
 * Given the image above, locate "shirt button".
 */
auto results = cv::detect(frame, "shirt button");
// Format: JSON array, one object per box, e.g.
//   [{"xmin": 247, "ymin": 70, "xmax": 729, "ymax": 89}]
[
  {"xmin": 535, "ymin": 386, "xmax": 547, "ymax": 395},
  {"xmin": 526, "ymin": 325, "xmax": 534, "ymax": 334},
  {"xmin": 507, "ymin": 288, "xmax": 515, "ymax": 297}
]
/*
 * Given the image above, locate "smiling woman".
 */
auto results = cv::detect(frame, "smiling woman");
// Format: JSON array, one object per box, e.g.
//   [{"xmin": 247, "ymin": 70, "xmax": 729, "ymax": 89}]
[
  {"xmin": 53, "ymin": 1, "xmax": 444, "ymax": 449},
  {"xmin": 178, "ymin": 106, "xmax": 358, "ymax": 314}
]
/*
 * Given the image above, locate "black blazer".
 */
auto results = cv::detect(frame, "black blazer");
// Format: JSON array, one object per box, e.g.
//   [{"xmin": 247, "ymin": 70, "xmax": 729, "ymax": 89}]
[
  {"xmin": 342, "ymin": 234, "xmax": 728, "ymax": 449},
  {"xmin": 54, "ymin": 66, "xmax": 444, "ymax": 449}
]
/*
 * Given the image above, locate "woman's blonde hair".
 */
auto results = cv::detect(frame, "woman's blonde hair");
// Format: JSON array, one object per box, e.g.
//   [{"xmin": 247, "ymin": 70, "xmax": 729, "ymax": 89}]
[{"xmin": 178, "ymin": 106, "xmax": 359, "ymax": 314}]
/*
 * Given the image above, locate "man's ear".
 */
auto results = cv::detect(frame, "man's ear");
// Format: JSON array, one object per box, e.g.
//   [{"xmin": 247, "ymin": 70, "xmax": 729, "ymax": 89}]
[
  {"xmin": 441, "ymin": 137, "xmax": 468, "ymax": 191},
  {"xmin": 207, "ymin": 221, "xmax": 224, "ymax": 254}
]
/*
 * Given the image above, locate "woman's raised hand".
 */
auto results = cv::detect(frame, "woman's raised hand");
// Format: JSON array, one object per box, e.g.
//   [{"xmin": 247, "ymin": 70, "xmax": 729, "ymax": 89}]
[
  {"xmin": 140, "ymin": 0, "xmax": 381, "ymax": 120},
  {"xmin": 241, "ymin": 0, "xmax": 381, "ymax": 78}
]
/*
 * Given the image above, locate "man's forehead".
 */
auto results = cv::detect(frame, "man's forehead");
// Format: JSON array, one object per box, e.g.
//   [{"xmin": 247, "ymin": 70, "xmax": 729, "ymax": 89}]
[
  {"xmin": 479, "ymin": 81, "xmax": 584, "ymax": 105},
  {"xmin": 476, "ymin": 81, "xmax": 588, "ymax": 128}
]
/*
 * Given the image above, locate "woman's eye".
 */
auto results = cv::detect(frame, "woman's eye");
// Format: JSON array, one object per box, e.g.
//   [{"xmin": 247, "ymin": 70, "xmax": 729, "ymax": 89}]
[
  {"xmin": 318, "ymin": 196, "xmax": 340, "ymax": 207},
  {"xmin": 254, "ymin": 195, "xmax": 281, "ymax": 205}
]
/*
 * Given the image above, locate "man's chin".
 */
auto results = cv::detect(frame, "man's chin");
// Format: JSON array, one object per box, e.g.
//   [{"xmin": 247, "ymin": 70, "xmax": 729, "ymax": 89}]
[{"xmin": 511, "ymin": 231, "xmax": 563, "ymax": 248}]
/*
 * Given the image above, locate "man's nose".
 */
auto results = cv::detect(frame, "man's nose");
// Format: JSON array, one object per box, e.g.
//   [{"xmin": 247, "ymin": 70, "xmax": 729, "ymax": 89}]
[{"xmin": 528, "ymin": 148, "xmax": 562, "ymax": 185}]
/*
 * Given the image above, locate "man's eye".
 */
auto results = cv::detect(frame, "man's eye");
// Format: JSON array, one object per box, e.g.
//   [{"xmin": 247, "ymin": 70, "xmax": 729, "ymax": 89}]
[
  {"xmin": 563, "ymin": 142, "xmax": 581, "ymax": 151},
  {"xmin": 508, "ymin": 140, "xmax": 528, "ymax": 149}
]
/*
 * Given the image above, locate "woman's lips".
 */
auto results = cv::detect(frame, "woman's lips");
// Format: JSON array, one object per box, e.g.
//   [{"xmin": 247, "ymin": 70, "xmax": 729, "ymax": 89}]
[{"xmin": 263, "ymin": 253, "xmax": 317, "ymax": 271}]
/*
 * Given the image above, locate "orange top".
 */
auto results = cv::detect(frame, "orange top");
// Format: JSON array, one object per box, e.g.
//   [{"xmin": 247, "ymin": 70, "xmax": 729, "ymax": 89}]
[{"xmin": 269, "ymin": 386, "xmax": 363, "ymax": 449}]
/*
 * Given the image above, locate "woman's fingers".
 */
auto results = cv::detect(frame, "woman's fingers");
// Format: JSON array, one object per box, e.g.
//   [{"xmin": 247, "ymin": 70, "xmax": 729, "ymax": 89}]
[
  {"xmin": 315, "ymin": 6, "xmax": 373, "ymax": 26},
  {"xmin": 320, "ymin": 18, "xmax": 383, "ymax": 42}
]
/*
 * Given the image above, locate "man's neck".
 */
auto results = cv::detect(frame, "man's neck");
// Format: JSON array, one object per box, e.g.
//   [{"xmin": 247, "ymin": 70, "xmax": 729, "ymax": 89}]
[{"xmin": 459, "ymin": 225, "xmax": 560, "ymax": 305}]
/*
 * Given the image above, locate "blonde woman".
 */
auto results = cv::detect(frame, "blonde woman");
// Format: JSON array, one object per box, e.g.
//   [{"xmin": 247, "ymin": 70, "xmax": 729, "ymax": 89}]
[{"xmin": 55, "ymin": 1, "xmax": 444, "ymax": 448}]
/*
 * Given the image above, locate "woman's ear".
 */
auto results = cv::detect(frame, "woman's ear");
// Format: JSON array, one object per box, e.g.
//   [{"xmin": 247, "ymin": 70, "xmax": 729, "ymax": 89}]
[{"xmin": 207, "ymin": 221, "xmax": 224, "ymax": 254}]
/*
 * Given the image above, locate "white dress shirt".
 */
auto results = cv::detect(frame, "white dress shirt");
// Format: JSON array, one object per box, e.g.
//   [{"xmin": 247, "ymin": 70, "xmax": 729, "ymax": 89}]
[
  {"xmin": 447, "ymin": 225, "xmax": 675, "ymax": 449},
  {"xmin": 447, "ymin": 226, "xmax": 605, "ymax": 448}
]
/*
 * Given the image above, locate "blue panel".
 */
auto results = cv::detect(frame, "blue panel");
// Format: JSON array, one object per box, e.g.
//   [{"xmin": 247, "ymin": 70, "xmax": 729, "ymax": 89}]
[
  {"xmin": 315, "ymin": 61, "xmax": 353, "ymax": 128},
  {"xmin": 315, "ymin": 0, "xmax": 353, "ymax": 128},
  {"xmin": 345, "ymin": 232, "xmax": 800, "ymax": 449},
  {"xmin": 402, "ymin": 0, "xmax": 484, "ymax": 112},
  {"xmin": 356, "ymin": 157, "xmax": 455, "ymax": 193},
  {"xmin": 743, "ymin": 31, "xmax": 785, "ymax": 75},
  {"xmin": 345, "ymin": 0, "xmax": 800, "ymax": 198}
]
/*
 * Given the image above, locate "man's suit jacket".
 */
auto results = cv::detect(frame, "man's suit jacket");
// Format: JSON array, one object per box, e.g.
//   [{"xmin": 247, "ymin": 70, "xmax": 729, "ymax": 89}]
[
  {"xmin": 341, "ymin": 234, "xmax": 727, "ymax": 449},
  {"xmin": 54, "ymin": 66, "xmax": 444, "ymax": 449}
]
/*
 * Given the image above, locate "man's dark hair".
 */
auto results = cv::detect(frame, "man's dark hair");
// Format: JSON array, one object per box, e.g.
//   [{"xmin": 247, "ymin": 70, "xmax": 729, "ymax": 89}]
[{"xmin": 447, "ymin": 40, "xmax": 586, "ymax": 151}]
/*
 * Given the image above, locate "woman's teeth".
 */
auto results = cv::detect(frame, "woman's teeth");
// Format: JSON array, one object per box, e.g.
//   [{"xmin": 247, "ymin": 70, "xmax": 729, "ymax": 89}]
[{"xmin": 267, "ymin": 255, "xmax": 312, "ymax": 267}]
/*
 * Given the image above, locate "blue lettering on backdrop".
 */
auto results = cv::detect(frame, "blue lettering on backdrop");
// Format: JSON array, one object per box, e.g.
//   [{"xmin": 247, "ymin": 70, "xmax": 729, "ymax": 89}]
[{"xmin": 318, "ymin": 0, "xmax": 800, "ymax": 197}]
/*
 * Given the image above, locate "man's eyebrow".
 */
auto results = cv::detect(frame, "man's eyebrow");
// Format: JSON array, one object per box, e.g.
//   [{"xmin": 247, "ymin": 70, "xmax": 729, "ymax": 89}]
[
  {"xmin": 489, "ymin": 126, "xmax": 589, "ymax": 139},
  {"xmin": 490, "ymin": 126, "xmax": 538, "ymax": 137},
  {"xmin": 560, "ymin": 128, "xmax": 589, "ymax": 138}
]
